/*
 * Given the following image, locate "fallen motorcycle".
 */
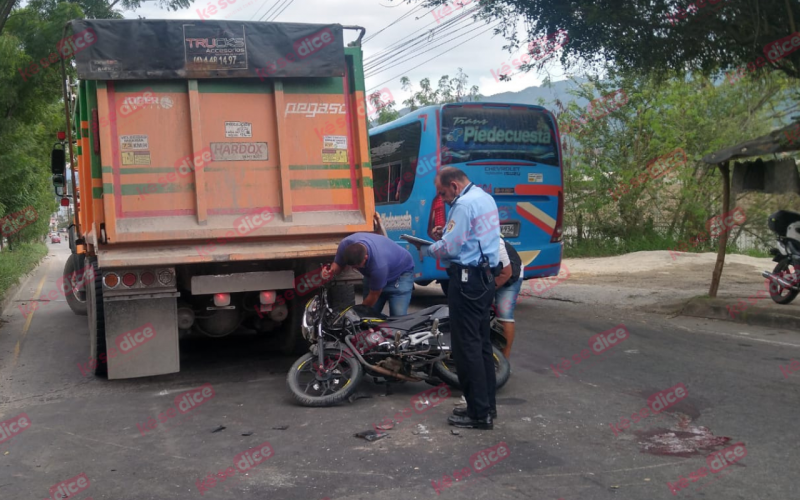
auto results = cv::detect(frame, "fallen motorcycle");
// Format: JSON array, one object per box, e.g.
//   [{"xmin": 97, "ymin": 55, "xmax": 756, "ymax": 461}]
[
  {"xmin": 286, "ymin": 278, "xmax": 511, "ymax": 407},
  {"xmin": 762, "ymin": 210, "xmax": 800, "ymax": 305}
]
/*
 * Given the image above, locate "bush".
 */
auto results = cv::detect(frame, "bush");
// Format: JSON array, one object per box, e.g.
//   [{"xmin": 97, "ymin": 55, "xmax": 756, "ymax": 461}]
[{"xmin": 0, "ymin": 243, "xmax": 48, "ymax": 299}]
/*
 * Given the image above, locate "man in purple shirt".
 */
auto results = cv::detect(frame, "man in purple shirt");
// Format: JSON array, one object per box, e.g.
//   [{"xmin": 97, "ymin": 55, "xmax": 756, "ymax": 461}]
[{"xmin": 322, "ymin": 232, "xmax": 415, "ymax": 316}]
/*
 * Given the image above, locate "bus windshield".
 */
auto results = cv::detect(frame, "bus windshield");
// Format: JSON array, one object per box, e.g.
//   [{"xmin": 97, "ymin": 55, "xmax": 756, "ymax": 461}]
[{"xmin": 440, "ymin": 105, "xmax": 559, "ymax": 166}]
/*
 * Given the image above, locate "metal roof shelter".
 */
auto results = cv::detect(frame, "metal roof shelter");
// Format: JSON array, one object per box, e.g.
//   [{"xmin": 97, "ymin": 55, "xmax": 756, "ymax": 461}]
[{"xmin": 701, "ymin": 122, "xmax": 800, "ymax": 297}]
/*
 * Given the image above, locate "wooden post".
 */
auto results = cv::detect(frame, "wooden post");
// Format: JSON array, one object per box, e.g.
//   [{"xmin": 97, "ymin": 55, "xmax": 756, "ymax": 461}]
[{"xmin": 709, "ymin": 161, "xmax": 731, "ymax": 297}]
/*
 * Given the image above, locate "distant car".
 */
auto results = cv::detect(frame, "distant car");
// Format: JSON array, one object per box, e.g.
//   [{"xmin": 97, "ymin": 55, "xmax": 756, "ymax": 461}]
[{"xmin": 50, "ymin": 234, "xmax": 61, "ymax": 243}]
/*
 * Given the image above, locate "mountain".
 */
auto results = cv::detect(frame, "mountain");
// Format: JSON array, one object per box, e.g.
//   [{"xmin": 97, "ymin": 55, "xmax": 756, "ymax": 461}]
[
  {"xmin": 392, "ymin": 77, "xmax": 590, "ymax": 118},
  {"xmin": 480, "ymin": 78, "xmax": 588, "ymax": 108}
]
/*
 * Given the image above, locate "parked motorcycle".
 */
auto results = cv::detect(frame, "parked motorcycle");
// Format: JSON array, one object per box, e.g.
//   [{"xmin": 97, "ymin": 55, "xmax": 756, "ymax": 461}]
[
  {"xmin": 761, "ymin": 210, "xmax": 800, "ymax": 304},
  {"xmin": 286, "ymin": 277, "xmax": 511, "ymax": 407}
]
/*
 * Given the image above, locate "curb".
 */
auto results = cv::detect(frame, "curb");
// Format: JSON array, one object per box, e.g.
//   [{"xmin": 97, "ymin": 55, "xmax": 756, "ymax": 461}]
[{"xmin": 671, "ymin": 296, "xmax": 800, "ymax": 330}]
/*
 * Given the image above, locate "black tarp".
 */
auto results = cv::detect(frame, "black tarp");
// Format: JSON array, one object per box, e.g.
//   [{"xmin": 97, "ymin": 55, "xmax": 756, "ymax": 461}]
[{"xmin": 68, "ymin": 19, "xmax": 345, "ymax": 80}]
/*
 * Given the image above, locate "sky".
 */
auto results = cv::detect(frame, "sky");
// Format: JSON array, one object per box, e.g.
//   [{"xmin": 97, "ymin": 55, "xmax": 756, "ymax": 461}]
[{"xmin": 126, "ymin": 0, "xmax": 571, "ymax": 106}]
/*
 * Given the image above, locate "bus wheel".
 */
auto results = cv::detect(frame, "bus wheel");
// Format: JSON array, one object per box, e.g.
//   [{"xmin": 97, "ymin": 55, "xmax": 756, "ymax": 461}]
[{"xmin": 439, "ymin": 280, "xmax": 449, "ymax": 297}]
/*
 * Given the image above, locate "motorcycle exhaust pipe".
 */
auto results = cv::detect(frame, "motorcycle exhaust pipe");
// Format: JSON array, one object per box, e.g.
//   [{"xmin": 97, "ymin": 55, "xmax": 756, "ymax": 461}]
[
  {"xmin": 344, "ymin": 335, "xmax": 422, "ymax": 382},
  {"xmin": 761, "ymin": 271, "xmax": 799, "ymax": 290}
]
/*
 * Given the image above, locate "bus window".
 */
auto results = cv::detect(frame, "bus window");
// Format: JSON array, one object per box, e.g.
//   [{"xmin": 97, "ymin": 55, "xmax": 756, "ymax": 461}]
[
  {"xmin": 440, "ymin": 106, "xmax": 558, "ymax": 166},
  {"xmin": 369, "ymin": 122, "xmax": 422, "ymax": 205}
]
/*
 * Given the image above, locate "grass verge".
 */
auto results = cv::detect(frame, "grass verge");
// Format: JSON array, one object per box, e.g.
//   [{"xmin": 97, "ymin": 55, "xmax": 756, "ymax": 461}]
[{"xmin": 0, "ymin": 243, "xmax": 48, "ymax": 299}]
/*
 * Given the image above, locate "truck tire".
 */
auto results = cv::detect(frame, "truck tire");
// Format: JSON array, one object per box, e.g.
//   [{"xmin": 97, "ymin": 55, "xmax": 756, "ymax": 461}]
[
  {"xmin": 63, "ymin": 255, "xmax": 87, "ymax": 316},
  {"xmin": 86, "ymin": 259, "xmax": 107, "ymax": 377}
]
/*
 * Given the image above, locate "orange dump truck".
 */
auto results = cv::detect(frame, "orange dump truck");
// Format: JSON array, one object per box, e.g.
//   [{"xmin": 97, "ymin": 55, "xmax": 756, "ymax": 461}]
[{"xmin": 51, "ymin": 19, "xmax": 375, "ymax": 379}]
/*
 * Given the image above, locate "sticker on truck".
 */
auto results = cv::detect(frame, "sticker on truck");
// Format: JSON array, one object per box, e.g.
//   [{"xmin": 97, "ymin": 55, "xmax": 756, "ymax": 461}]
[
  {"xmin": 122, "ymin": 151, "xmax": 151, "ymax": 165},
  {"xmin": 211, "ymin": 142, "xmax": 268, "ymax": 161},
  {"xmin": 184, "ymin": 25, "xmax": 248, "ymax": 70},
  {"xmin": 120, "ymin": 135, "xmax": 149, "ymax": 150},
  {"xmin": 323, "ymin": 135, "xmax": 347, "ymax": 149},
  {"xmin": 322, "ymin": 135, "xmax": 347, "ymax": 163},
  {"xmin": 225, "ymin": 122, "xmax": 252, "ymax": 138}
]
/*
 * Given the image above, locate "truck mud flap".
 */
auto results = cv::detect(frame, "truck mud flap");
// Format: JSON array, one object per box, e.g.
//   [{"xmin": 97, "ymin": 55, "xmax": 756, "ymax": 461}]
[{"xmin": 103, "ymin": 293, "xmax": 180, "ymax": 379}]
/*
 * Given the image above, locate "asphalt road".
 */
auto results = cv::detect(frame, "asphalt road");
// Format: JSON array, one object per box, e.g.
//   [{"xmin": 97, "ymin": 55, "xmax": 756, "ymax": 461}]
[{"xmin": 1, "ymin": 243, "xmax": 799, "ymax": 500}]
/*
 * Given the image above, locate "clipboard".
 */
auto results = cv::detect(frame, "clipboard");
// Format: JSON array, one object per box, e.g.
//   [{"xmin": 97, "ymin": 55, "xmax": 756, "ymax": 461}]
[{"xmin": 400, "ymin": 234, "xmax": 435, "ymax": 246}]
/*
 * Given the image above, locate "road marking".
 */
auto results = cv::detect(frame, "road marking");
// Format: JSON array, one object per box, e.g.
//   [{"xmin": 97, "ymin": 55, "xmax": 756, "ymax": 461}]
[{"xmin": 12, "ymin": 260, "xmax": 51, "ymax": 369}]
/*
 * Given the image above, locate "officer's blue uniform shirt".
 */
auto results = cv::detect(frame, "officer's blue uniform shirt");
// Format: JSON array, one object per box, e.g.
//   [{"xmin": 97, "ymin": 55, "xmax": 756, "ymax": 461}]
[{"xmin": 426, "ymin": 183, "xmax": 500, "ymax": 267}]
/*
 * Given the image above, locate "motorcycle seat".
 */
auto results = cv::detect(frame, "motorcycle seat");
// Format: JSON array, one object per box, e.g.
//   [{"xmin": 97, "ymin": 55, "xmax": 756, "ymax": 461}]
[{"xmin": 380, "ymin": 305, "xmax": 449, "ymax": 331}]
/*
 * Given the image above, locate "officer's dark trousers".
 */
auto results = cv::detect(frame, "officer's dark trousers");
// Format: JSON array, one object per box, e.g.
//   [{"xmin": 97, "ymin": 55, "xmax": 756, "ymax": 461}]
[{"xmin": 447, "ymin": 266, "xmax": 496, "ymax": 419}]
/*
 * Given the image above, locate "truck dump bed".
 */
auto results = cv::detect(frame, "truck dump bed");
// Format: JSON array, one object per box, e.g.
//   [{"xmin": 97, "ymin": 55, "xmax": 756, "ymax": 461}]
[{"xmin": 71, "ymin": 20, "xmax": 374, "ymax": 258}]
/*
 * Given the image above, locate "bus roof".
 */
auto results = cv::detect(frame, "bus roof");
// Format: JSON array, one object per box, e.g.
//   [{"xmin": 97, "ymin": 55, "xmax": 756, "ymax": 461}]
[{"xmin": 369, "ymin": 102, "xmax": 553, "ymax": 135}]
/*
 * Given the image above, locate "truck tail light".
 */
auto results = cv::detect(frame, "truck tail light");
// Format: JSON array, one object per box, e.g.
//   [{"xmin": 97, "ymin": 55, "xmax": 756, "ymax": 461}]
[
  {"xmin": 551, "ymin": 190, "xmax": 564, "ymax": 243},
  {"xmin": 214, "ymin": 293, "xmax": 230, "ymax": 307},
  {"xmin": 122, "ymin": 273, "xmax": 137, "ymax": 287},
  {"xmin": 260, "ymin": 291, "xmax": 276, "ymax": 304},
  {"xmin": 104, "ymin": 273, "xmax": 119, "ymax": 288},
  {"xmin": 140, "ymin": 272, "xmax": 155, "ymax": 286}
]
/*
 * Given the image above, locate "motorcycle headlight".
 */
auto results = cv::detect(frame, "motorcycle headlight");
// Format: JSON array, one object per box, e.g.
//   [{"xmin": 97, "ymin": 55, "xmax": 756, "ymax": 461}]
[{"xmin": 301, "ymin": 296, "xmax": 321, "ymax": 343}]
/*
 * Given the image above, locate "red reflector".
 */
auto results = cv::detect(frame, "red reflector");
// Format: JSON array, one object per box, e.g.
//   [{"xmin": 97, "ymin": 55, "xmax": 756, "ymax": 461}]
[
  {"xmin": 57, "ymin": 131, "xmax": 66, "ymax": 141},
  {"xmin": 122, "ymin": 273, "xmax": 137, "ymax": 287},
  {"xmin": 432, "ymin": 195, "xmax": 445, "ymax": 227},
  {"xmin": 60, "ymin": 198, "xmax": 70, "ymax": 207},
  {"xmin": 140, "ymin": 272, "xmax": 155, "ymax": 286}
]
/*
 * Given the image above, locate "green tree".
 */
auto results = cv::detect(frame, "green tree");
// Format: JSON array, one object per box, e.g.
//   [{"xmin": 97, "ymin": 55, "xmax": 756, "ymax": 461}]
[
  {"xmin": 400, "ymin": 68, "xmax": 480, "ymax": 111},
  {"xmin": 417, "ymin": 0, "xmax": 799, "ymax": 83},
  {"xmin": 556, "ymin": 72, "xmax": 795, "ymax": 256},
  {"xmin": 368, "ymin": 89, "xmax": 400, "ymax": 126}
]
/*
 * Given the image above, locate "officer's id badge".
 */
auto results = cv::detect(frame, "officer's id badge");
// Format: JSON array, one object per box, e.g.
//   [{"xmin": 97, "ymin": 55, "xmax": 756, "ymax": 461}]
[
  {"xmin": 446, "ymin": 220, "xmax": 455, "ymax": 233},
  {"xmin": 461, "ymin": 269, "xmax": 469, "ymax": 282}
]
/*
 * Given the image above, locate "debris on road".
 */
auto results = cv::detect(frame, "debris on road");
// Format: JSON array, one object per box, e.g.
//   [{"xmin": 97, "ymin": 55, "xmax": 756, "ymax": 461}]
[
  {"xmin": 354, "ymin": 430, "xmax": 389, "ymax": 442},
  {"xmin": 211, "ymin": 425, "xmax": 226, "ymax": 433}
]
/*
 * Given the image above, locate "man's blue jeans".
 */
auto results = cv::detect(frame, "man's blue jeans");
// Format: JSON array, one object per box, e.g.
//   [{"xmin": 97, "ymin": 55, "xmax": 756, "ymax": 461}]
[{"xmin": 363, "ymin": 271, "xmax": 415, "ymax": 317}]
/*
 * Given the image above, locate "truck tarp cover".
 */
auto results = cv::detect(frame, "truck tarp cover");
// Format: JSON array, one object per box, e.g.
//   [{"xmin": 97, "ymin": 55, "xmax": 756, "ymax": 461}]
[{"xmin": 69, "ymin": 19, "xmax": 345, "ymax": 80}]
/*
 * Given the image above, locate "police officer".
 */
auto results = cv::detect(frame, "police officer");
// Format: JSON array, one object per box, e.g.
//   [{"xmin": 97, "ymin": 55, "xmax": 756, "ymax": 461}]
[{"xmin": 410, "ymin": 167, "xmax": 500, "ymax": 429}]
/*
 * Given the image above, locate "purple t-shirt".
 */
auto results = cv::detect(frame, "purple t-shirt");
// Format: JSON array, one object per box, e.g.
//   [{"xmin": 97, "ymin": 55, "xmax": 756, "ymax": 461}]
[{"xmin": 334, "ymin": 233, "xmax": 414, "ymax": 292}]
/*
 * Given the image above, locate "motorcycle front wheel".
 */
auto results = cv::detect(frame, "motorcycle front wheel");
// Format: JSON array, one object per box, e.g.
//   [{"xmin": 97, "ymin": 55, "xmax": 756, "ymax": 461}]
[
  {"xmin": 287, "ymin": 349, "xmax": 363, "ymax": 407},
  {"xmin": 433, "ymin": 346, "xmax": 511, "ymax": 391},
  {"xmin": 769, "ymin": 259, "xmax": 799, "ymax": 305}
]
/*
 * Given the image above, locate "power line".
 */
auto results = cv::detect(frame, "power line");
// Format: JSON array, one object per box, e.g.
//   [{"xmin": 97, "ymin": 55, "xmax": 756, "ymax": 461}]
[
  {"xmin": 259, "ymin": 0, "xmax": 287, "ymax": 21},
  {"xmin": 367, "ymin": 22, "xmax": 499, "ymax": 93},
  {"xmin": 363, "ymin": 3, "xmax": 426, "ymax": 44},
  {"xmin": 249, "ymin": 0, "xmax": 277, "ymax": 21},
  {"xmin": 365, "ymin": 17, "xmax": 485, "ymax": 78},
  {"xmin": 268, "ymin": 0, "xmax": 294, "ymax": 21},
  {"xmin": 365, "ymin": 5, "xmax": 479, "ymax": 66},
  {"xmin": 364, "ymin": 10, "xmax": 478, "ymax": 75}
]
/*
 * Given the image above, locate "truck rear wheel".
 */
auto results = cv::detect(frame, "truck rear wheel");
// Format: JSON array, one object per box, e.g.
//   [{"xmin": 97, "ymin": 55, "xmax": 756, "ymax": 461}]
[
  {"xmin": 86, "ymin": 259, "xmax": 107, "ymax": 377},
  {"xmin": 63, "ymin": 255, "xmax": 87, "ymax": 316}
]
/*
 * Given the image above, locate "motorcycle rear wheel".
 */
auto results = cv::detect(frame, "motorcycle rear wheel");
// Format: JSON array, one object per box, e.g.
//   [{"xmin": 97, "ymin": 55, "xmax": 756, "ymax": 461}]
[
  {"xmin": 769, "ymin": 260, "xmax": 799, "ymax": 305},
  {"xmin": 287, "ymin": 349, "xmax": 363, "ymax": 407},
  {"xmin": 433, "ymin": 346, "xmax": 510, "ymax": 391}
]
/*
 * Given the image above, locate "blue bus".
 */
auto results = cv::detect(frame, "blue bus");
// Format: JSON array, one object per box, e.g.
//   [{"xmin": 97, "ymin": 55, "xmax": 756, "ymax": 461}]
[{"xmin": 369, "ymin": 102, "xmax": 564, "ymax": 292}]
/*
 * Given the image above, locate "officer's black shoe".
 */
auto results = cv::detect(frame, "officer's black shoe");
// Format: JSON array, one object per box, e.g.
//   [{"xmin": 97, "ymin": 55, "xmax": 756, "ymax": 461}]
[
  {"xmin": 453, "ymin": 407, "xmax": 497, "ymax": 419},
  {"xmin": 447, "ymin": 414, "xmax": 493, "ymax": 430}
]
